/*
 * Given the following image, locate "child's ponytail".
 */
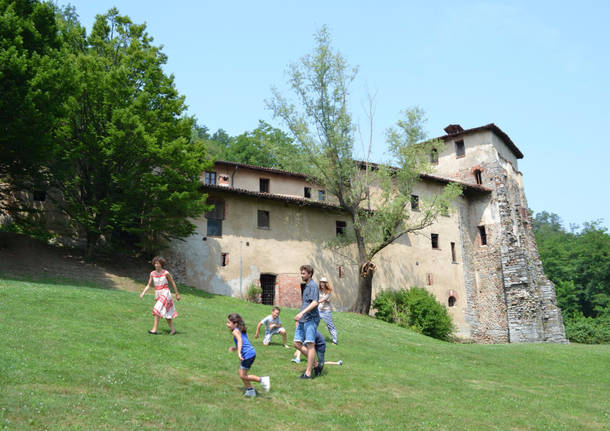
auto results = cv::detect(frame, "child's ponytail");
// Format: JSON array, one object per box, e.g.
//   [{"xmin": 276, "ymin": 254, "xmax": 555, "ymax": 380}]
[{"xmin": 228, "ymin": 313, "xmax": 247, "ymax": 333}]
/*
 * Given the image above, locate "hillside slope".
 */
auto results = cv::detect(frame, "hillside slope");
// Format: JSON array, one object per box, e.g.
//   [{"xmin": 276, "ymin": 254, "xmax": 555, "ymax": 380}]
[{"xmin": 0, "ymin": 273, "xmax": 608, "ymax": 430}]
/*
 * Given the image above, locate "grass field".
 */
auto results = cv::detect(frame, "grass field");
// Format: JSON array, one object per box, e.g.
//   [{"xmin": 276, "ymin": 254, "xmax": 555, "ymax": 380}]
[{"xmin": 0, "ymin": 276, "xmax": 608, "ymax": 430}]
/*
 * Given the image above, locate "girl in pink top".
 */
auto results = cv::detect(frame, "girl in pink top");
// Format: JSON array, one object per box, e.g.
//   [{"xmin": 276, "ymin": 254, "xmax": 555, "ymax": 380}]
[{"xmin": 140, "ymin": 256, "xmax": 181, "ymax": 335}]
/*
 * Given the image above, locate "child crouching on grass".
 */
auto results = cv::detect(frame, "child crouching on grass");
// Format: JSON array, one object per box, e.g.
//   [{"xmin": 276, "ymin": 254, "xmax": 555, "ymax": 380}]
[{"xmin": 227, "ymin": 313, "xmax": 270, "ymax": 397}]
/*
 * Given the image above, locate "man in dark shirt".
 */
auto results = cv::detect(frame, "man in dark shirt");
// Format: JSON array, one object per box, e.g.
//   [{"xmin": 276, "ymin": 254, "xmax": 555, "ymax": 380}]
[{"xmin": 293, "ymin": 264, "xmax": 320, "ymax": 379}]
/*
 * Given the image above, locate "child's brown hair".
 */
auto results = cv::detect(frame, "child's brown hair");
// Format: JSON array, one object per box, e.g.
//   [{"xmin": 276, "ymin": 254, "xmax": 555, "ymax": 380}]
[
  {"xmin": 152, "ymin": 256, "xmax": 166, "ymax": 267},
  {"xmin": 228, "ymin": 313, "xmax": 247, "ymax": 333}
]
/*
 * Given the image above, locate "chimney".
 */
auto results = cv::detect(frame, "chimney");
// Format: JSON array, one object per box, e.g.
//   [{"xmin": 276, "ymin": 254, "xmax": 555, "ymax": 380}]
[{"xmin": 444, "ymin": 124, "xmax": 464, "ymax": 135}]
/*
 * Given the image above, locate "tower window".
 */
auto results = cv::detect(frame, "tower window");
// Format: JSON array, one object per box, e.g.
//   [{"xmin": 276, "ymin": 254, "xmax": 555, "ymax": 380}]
[
  {"xmin": 259, "ymin": 178, "xmax": 270, "ymax": 193},
  {"xmin": 478, "ymin": 226, "xmax": 487, "ymax": 246},
  {"xmin": 257, "ymin": 210, "xmax": 270, "ymax": 229},
  {"xmin": 455, "ymin": 140, "xmax": 465, "ymax": 158},
  {"xmin": 431, "ymin": 233, "xmax": 439, "ymax": 249},
  {"xmin": 474, "ymin": 169, "xmax": 482, "ymax": 185}
]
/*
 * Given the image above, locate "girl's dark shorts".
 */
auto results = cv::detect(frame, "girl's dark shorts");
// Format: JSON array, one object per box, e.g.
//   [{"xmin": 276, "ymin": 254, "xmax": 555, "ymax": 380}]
[{"xmin": 240, "ymin": 355, "xmax": 256, "ymax": 370}]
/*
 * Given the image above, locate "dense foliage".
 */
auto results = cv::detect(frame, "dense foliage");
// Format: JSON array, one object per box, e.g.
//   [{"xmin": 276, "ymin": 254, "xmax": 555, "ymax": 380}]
[
  {"xmin": 373, "ymin": 287, "xmax": 454, "ymax": 341},
  {"xmin": 533, "ymin": 211, "xmax": 610, "ymax": 343},
  {"xmin": 1, "ymin": 1, "xmax": 212, "ymax": 256}
]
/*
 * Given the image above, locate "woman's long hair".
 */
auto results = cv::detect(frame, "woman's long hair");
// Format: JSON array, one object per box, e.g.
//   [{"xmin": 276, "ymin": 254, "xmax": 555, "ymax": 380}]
[
  {"xmin": 228, "ymin": 313, "xmax": 247, "ymax": 333},
  {"xmin": 320, "ymin": 280, "xmax": 333, "ymax": 292}
]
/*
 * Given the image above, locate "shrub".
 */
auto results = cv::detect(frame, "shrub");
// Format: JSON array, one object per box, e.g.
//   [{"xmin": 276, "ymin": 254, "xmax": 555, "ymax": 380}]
[
  {"xmin": 245, "ymin": 284, "xmax": 262, "ymax": 303},
  {"xmin": 564, "ymin": 314, "xmax": 610, "ymax": 344},
  {"xmin": 373, "ymin": 287, "xmax": 454, "ymax": 341}
]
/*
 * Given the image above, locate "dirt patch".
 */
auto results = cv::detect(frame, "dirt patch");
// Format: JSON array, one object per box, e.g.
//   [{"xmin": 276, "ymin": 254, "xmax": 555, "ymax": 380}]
[{"xmin": 0, "ymin": 232, "xmax": 151, "ymax": 291}]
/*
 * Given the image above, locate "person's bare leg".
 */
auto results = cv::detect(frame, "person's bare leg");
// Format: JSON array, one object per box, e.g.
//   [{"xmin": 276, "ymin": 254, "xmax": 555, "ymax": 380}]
[
  {"xmin": 305, "ymin": 342, "xmax": 315, "ymax": 376},
  {"xmin": 150, "ymin": 315, "xmax": 159, "ymax": 333},
  {"xmin": 166, "ymin": 318, "xmax": 175, "ymax": 334}
]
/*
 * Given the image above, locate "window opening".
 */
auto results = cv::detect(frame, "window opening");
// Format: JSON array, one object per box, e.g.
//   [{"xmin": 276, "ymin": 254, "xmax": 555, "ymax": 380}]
[
  {"xmin": 478, "ymin": 226, "xmax": 487, "ymax": 246},
  {"xmin": 259, "ymin": 178, "xmax": 270, "ymax": 193},
  {"xmin": 411, "ymin": 194, "xmax": 419, "ymax": 211},
  {"xmin": 336, "ymin": 220, "xmax": 346, "ymax": 236},
  {"xmin": 474, "ymin": 169, "xmax": 482, "ymax": 185},
  {"xmin": 338, "ymin": 265, "xmax": 345, "ymax": 278},
  {"xmin": 455, "ymin": 140, "xmax": 465, "ymax": 158},
  {"xmin": 430, "ymin": 148, "xmax": 438, "ymax": 164},
  {"xmin": 221, "ymin": 253, "xmax": 229, "ymax": 267},
  {"xmin": 204, "ymin": 171, "xmax": 216, "ymax": 185},
  {"xmin": 426, "ymin": 273, "xmax": 433, "ymax": 286},
  {"xmin": 448, "ymin": 296, "xmax": 456, "ymax": 307},
  {"xmin": 260, "ymin": 274, "xmax": 276, "ymax": 305},
  {"xmin": 205, "ymin": 199, "xmax": 224, "ymax": 236},
  {"xmin": 431, "ymin": 233, "xmax": 439, "ymax": 249},
  {"xmin": 451, "ymin": 242, "xmax": 457, "ymax": 263},
  {"xmin": 318, "ymin": 190, "xmax": 326, "ymax": 201},
  {"xmin": 257, "ymin": 210, "xmax": 270, "ymax": 229},
  {"xmin": 304, "ymin": 187, "xmax": 311, "ymax": 198}
]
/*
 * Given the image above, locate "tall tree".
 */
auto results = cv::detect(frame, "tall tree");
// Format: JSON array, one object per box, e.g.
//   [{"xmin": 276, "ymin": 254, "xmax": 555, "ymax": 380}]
[
  {"xmin": 268, "ymin": 27, "xmax": 461, "ymax": 313},
  {"xmin": 48, "ymin": 8, "xmax": 210, "ymax": 257},
  {"xmin": 0, "ymin": 0, "xmax": 69, "ymax": 186}
]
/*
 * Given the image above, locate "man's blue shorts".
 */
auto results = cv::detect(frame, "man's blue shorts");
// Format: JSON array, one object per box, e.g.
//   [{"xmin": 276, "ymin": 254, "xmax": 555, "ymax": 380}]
[{"xmin": 294, "ymin": 318, "xmax": 320, "ymax": 345}]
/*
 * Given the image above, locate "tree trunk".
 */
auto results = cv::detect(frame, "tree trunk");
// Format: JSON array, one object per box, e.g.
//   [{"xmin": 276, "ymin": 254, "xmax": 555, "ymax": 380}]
[
  {"xmin": 350, "ymin": 265, "xmax": 375, "ymax": 314},
  {"xmin": 85, "ymin": 231, "xmax": 99, "ymax": 260}
]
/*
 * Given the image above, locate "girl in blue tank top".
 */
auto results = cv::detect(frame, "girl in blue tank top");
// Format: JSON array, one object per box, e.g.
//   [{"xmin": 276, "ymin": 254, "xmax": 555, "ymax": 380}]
[{"xmin": 227, "ymin": 313, "xmax": 270, "ymax": 396}]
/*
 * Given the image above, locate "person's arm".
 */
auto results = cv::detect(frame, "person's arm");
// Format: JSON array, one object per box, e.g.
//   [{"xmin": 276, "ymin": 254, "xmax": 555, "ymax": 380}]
[
  {"xmin": 232, "ymin": 329, "xmax": 244, "ymax": 360},
  {"xmin": 166, "ymin": 272, "xmax": 180, "ymax": 301},
  {"xmin": 140, "ymin": 274, "xmax": 153, "ymax": 299},
  {"xmin": 295, "ymin": 299, "xmax": 319, "ymax": 321},
  {"xmin": 254, "ymin": 321, "xmax": 263, "ymax": 338}
]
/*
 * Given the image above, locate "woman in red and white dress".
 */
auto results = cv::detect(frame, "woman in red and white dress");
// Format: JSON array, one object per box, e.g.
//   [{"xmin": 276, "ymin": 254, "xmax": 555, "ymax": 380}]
[{"xmin": 140, "ymin": 256, "xmax": 180, "ymax": 335}]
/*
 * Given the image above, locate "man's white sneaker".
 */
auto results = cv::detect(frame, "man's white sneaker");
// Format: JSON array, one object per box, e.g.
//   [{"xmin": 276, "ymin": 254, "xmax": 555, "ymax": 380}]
[
  {"xmin": 260, "ymin": 376, "xmax": 271, "ymax": 392},
  {"xmin": 338, "ymin": 360, "xmax": 343, "ymax": 365}
]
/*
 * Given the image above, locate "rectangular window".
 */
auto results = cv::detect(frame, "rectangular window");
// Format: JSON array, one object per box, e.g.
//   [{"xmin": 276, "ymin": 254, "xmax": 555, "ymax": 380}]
[
  {"xmin": 455, "ymin": 140, "xmax": 465, "ymax": 158},
  {"xmin": 336, "ymin": 220, "xmax": 347, "ymax": 236},
  {"xmin": 474, "ymin": 170, "xmax": 482, "ymax": 185},
  {"xmin": 257, "ymin": 210, "xmax": 270, "ymax": 229},
  {"xmin": 221, "ymin": 253, "xmax": 229, "ymax": 267},
  {"xmin": 451, "ymin": 242, "xmax": 457, "ymax": 263},
  {"xmin": 426, "ymin": 273, "xmax": 433, "ymax": 286},
  {"xmin": 338, "ymin": 265, "xmax": 345, "ymax": 278},
  {"xmin": 205, "ymin": 199, "xmax": 224, "ymax": 237},
  {"xmin": 259, "ymin": 178, "xmax": 270, "ymax": 193},
  {"xmin": 304, "ymin": 187, "xmax": 311, "ymax": 198},
  {"xmin": 431, "ymin": 233, "xmax": 439, "ymax": 249},
  {"xmin": 411, "ymin": 194, "xmax": 419, "ymax": 211},
  {"xmin": 204, "ymin": 171, "xmax": 216, "ymax": 185},
  {"xmin": 318, "ymin": 190, "xmax": 326, "ymax": 201},
  {"xmin": 478, "ymin": 226, "xmax": 487, "ymax": 246},
  {"xmin": 430, "ymin": 148, "xmax": 438, "ymax": 165}
]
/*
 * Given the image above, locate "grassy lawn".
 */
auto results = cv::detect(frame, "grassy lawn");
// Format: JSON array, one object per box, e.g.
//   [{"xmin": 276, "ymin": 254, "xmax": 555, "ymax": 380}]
[{"xmin": 0, "ymin": 276, "xmax": 608, "ymax": 430}]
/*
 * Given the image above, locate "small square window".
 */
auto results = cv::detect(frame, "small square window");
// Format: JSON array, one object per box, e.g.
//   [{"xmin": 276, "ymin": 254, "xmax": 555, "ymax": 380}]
[
  {"xmin": 259, "ymin": 178, "xmax": 270, "ymax": 193},
  {"xmin": 431, "ymin": 233, "xmax": 439, "ymax": 249},
  {"xmin": 318, "ymin": 190, "xmax": 326, "ymax": 201},
  {"xmin": 204, "ymin": 172, "xmax": 216, "ymax": 185},
  {"xmin": 336, "ymin": 220, "xmax": 347, "ymax": 236},
  {"xmin": 411, "ymin": 195, "xmax": 419, "ymax": 211},
  {"xmin": 455, "ymin": 140, "xmax": 465, "ymax": 158},
  {"xmin": 304, "ymin": 187, "xmax": 311, "ymax": 198},
  {"xmin": 257, "ymin": 210, "xmax": 270, "ymax": 229}
]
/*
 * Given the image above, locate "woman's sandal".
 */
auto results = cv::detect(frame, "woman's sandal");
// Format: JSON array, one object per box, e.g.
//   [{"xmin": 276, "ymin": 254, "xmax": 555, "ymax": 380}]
[{"xmin": 148, "ymin": 330, "xmax": 158, "ymax": 335}]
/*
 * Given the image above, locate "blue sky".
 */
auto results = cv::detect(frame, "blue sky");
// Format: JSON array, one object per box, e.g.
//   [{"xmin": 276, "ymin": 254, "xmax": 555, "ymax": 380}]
[{"xmin": 66, "ymin": 0, "xmax": 609, "ymax": 230}]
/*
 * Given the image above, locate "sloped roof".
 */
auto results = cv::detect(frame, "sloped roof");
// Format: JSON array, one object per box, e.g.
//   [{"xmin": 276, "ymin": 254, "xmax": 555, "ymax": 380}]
[{"xmin": 435, "ymin": 123, "xmax": 524, "ymax": 159}]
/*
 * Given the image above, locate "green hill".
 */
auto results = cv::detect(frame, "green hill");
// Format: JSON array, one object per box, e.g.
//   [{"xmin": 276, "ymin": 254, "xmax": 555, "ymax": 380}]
[{"xmin": 0, "ymin": 276, "xmax": 608, "ymax": 430}]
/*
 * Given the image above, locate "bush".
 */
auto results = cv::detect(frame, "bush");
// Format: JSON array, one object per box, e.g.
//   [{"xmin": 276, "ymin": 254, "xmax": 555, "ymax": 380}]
[
  {"xmin": 373, "ymin": 287, "xmax": 454, "ymax": 341},
  {"xmin": 245, "ymin": 284, "xmax": 262, "ymax": 303},
  {"xmin": 564, "ymin": 314, "xmax": 610, "ymax": 344}
]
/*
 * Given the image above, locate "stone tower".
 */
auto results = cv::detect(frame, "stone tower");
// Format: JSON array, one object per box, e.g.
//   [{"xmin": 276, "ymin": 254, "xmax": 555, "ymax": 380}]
[{"xmin": 433, "ymin": 124, "xmax": 567, "ymax": 343}]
